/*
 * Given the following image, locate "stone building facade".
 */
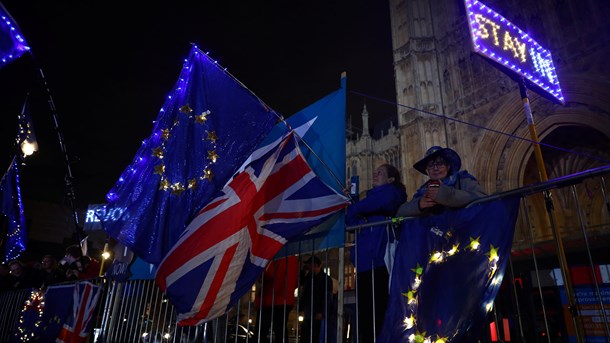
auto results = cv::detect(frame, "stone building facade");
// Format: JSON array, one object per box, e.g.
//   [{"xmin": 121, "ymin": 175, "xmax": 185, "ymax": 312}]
[
  {"xmin": 346, "ymin": 104, "xmax": 400, "ymax": 194},
  {"xmin": 349, "ymin": 0, "xmax": 610, "ymax": 247}
]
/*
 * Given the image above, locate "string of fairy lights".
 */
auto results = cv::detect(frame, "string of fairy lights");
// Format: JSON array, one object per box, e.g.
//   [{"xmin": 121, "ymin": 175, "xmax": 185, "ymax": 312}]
[
  {"xmin": 400, "ymin": 235, "xmax": 500, "ymax": 343},
  {"xmin": 0, "ymin": 9, "xmax": 30, "ymax": 67},
  {"xmin": 152, "ymin": 105, "xmax": 217, "ymax": 195},
  {"xmin": 16, "ymin": 289, "xmax": 45, "ymax": 342},
  {"xmin": 2, "ymin": 158, "xmax": 26, "ymax": 261}
]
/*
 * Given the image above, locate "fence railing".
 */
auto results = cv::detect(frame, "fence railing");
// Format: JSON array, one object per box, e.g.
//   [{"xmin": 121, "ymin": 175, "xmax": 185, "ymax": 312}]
[{"xmin": 1, "ymin": 165, "xmax": 609, "ymax": 343}]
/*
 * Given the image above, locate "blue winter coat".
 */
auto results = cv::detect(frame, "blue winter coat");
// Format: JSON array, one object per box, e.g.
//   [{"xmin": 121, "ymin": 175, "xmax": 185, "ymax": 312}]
[{"xmin": 346, "ymin": 183, "xmax": 407, "ymax": 272}]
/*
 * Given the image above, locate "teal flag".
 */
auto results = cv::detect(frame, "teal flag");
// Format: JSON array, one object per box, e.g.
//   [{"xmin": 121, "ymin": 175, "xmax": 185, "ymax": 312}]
[{"xmin": 261, "ymin": 74, "xmax": 347, "ymax": 253}]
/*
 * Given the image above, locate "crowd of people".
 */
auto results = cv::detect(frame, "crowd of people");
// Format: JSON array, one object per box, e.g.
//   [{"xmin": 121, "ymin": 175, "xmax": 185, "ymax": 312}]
[{"xmin": 0, "ymin": 244, "xmax": 101, "ymax": 291}]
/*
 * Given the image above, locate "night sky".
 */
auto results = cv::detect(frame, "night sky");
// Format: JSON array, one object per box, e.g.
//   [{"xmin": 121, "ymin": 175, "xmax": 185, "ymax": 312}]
[{"xmin": 0, "ymin": 1, "xmax": 397, "ymax": 208}]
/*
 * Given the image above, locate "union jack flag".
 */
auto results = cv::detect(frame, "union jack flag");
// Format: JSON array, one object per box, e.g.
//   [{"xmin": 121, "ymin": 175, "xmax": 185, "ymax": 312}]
[
  {"xmin": 155, "ymin": 132, "xmax": 349, "ymax": 325},
  {"xmin": 56, "ymin": 282, "xmax": 101, "ymax": 343}
]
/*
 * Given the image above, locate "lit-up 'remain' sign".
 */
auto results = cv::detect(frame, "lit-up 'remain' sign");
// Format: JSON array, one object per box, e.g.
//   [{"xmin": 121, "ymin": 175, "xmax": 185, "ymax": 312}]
[
  {"xmin": 84, "ymin": 203, "xmax": 124, "ymax": 231},
  {"xmin": 465, "ymin": 0, "xmax": 564, "ymax": 103}
]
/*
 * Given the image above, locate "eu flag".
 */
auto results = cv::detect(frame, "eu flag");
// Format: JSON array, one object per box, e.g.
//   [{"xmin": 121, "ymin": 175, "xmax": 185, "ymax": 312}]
[
  {"xmin": 378, "ymin": 196, "xmax": 520, "ymax": 343},
  {"xmin": 0, "ymin": 157, "xmax": 27, "ymax": 262},
  {"xmin": 0, "ymin": 3, "xmax": 29, "ymax": 69},
  {"xmin": 99, "ymin": 45, "xmax": 279, "ymax": 265}
]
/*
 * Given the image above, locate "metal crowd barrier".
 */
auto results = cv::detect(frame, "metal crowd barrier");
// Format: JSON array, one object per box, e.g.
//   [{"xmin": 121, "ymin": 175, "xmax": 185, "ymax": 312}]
[{"xmin": 0, "ymin": 164, "xmax": 608, "ymax": 343}]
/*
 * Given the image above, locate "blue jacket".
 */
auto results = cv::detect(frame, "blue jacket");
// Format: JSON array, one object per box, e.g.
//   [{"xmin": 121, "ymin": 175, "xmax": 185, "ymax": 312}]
[{"xmin": 346, "ymin": 183, "xmax": 407, "ymax": 272}]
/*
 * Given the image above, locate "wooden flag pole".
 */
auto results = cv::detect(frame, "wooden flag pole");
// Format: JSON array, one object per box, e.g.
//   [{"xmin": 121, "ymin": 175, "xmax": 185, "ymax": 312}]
[{"xmin": 519, "ymin": 79, "xmax": 583, "ymax": 342}]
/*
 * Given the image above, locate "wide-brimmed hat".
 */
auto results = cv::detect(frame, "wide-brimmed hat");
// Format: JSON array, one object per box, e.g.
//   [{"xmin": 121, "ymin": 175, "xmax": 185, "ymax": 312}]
[{"xmin": 413, "ymin": 146, "xmax": 462, "ymax": 175}]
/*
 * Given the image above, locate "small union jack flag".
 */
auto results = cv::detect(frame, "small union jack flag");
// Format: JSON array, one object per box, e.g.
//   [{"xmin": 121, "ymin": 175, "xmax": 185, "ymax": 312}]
[
  {"xmin": 56, "ymin": 282, "xmax": 101, "ymax": 343},
  {"xmin": 156, "ymin": 132, "xmax": 349, "ymax": 325}
]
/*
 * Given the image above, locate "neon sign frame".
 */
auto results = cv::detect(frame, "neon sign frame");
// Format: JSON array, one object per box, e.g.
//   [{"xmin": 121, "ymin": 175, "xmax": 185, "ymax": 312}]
[{"xmin": 465, "ymin": 0, "xmax": 564, "ymax": 104}]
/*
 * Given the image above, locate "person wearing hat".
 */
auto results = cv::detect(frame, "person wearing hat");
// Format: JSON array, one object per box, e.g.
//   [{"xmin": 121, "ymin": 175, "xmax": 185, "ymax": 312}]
[
  {"xmin": 397, "ymin": 146, "xmax": 486, "ymax": 217},
  {"xmin": 346, "ymin": 164, "xmax": 407, "ymax": 343}
]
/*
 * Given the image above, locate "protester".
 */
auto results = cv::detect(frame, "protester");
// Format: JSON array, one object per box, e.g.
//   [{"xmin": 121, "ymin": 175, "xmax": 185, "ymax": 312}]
[
  {"xmin": 397, "ymin": 146, "xmax": 486, "ymax": 217},
  {"xmin": 7, "ymin": 259, "xmax": 43, "ymax": 289},
  {"xmin": 40, "ymin": 254, "xmax": 66, "ymax": 286},
  {"xmin": 299, "ymin": 255, "xmax": 334, "ymax": 343},
  {"xmin": 257, "ymin": 256, "xmax": 299, "ymax": 343},
  {"xmin": 62, "ymin": 245, "xmax": 101, "ymax": 280},
  {"xmin": 346, "ymin": 164, "xmax": 407, "ymax": 343}
]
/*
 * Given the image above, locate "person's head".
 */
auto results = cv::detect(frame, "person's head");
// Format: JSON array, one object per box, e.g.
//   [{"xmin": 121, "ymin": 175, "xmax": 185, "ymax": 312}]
[
  {"xmin": 64, "ymin": 245, "xmax": 83, "ymax": 264},
  {"xmin": 372, "ymin": 164, "xmax": 405, "ymax": 191},
  {"xmin": 41, "ymin": 254, "xmax": 57, "ymax": 271},
  {"xmin": 8, "ymin": 260, "xmax": 25, "ymax": 278},
  {"xmin": 303, "ymin": 255, "xmax": 322, "ymax": 274},
  {"xmin": 413, "ymin": 146, "xmax": 462, "ymax": 180}
]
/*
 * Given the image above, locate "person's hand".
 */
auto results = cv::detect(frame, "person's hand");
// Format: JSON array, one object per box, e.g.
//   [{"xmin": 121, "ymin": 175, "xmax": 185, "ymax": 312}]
[
  {"xmin": 425, "ymin": 186, "xmax": 439, "ymax": 201},
  {"xmin": 419, "ymin": 196, "xmax": 436, "ymax": 209},
  {"xmin": 342, "ymin": 186, "xmax": 351, "ymax": 197}
]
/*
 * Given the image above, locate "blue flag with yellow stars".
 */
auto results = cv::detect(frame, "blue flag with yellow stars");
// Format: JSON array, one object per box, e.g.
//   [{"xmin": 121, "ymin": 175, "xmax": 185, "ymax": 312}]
[
  {"xmin": 0, "ymin": 2, "xmax": 30, "ymax": 69},
  {"xmin": 0, "ymin": 157, "xmax": 27, "ymax": 262},
  {"xmin": 98, "ymin": 45, "xmax": 279, "ymax": 265},
  {"xmin": 377, "ymin": 195, "xmax": 520, "ymax": 343}
]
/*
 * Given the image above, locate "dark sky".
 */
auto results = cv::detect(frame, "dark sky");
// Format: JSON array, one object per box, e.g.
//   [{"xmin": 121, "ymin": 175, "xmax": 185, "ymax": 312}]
[{"xmin": 0, "ymin": 1, "xmax": 397, "ymax": 208}]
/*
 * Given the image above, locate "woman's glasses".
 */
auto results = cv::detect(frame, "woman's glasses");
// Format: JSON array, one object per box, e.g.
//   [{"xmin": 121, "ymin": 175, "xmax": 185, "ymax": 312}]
[{"xmin": 426, "ymin": 159, "xmax": 446, "ymax": 170}]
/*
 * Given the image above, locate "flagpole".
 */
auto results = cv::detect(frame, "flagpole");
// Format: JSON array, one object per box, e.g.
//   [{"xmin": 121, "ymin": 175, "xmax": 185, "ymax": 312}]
[
  {"xmin": 519, "ymin": 79, "xmax": 583, "ymax": 342},
  {"xmin": 34, "ymin": 65, "xmax": 86, "ymax": 246}
]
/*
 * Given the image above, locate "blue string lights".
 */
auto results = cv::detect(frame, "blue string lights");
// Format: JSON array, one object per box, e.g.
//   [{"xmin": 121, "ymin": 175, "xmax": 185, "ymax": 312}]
[{"xmin": 0, "ymin": 4, "xmax": 30, "ymax": 67}]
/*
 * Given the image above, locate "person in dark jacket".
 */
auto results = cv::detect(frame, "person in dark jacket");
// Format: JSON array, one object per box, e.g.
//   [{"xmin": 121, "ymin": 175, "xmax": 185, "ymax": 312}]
[
  {"xmin": 397, "ymin": 146, "xmax": 486, "ymax": 217},
  {"xmin": 8, "ymin": 260, "xmax": 43, "ymax": 290},
  {"xmin": 346, "ymin": 164, "xmax": 407, "ymax": 343},
  {"xmin": 299, "ymin": 255, "xmax": 334, "ymax": 343}
]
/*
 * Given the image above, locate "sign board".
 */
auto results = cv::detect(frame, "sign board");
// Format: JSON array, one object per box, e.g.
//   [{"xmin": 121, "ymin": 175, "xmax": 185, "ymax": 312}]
[
  {"xmin": 83, "ymin": 203, "xmax": 124, "ymax": 231},
  {"xmin": 464, "ymin": 0, "xmax": 564, "ymax": 103}
]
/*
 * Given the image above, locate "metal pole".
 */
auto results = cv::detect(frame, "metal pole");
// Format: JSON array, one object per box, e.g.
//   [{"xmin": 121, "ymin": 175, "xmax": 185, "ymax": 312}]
[
  {"xmin": 507, "ymin": 257, "xmax": 526, "ymax": 342},
  {"xmin": 519, "ymin": 79, "xmax": 583, "ymax": 342},
  {"xmin": 337, "ymin": 246, "xmax": 345, "ymax": 343},
  {"xmin": 522, "ymin": 199, "xmax": 552, "ymax": 343},
  {"xmin": 570, "ymin": 184, "xmax": 610, "ymax": 338},
  {"xmin": 35, "ymin": 66, "xmax": 85, "ymax": 244}
]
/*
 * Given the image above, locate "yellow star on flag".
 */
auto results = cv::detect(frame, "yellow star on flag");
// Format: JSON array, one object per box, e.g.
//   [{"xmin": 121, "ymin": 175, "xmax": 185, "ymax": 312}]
[
  {"xmin": 411, "ymin": 263, "xmax": 424, "ymax": 276},
  {"xmin": 207, "ymin": 150, "xmax": 219, "ymax": 163},
  {"xmin": 152, "ymin": 147, "xmax": 164, "ymax": 159},
  {"xmin": 159, "ymin": 179, "xmax": 170, "ymax": 191},
  {"xmin": 195, "ymin": 110, "xmax": 210, "ymax": 124},
  {"xmin": 153, "ymin": 164, "xmax": 165, "ymax": 175},
  {"xmin": 202, "ymin": 168, "xmax": 214, "ymax": 181},
  {"xmin": 187, "ymin": 179, "xmax": 197, "ymax": 189},
  {"xmin": 206, "ymin": 130, "xmax": 218, "ymax": 143},
  {"xmin": 486, "ymin": 244, "xmax": 499, "ymax": 262},
  {"xmin": 161, "ymin": 129, "xmax": 170, "ymax": 140},
  {"xmin": 179, "ymin": 104, "xmax": 193, "ymax": 114},
  {"xmin": 171, "ymin": 182, "xmax": 185, "ymax": 196},
  {"xmin": 468, "ymin": 236, "xmax": 481, "ymax": 251}
]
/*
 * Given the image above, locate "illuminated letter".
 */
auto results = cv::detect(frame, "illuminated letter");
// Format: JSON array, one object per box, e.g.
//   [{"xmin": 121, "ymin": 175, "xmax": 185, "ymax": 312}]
[
  {"xmin": 515, "ymin": 38, "xmax": 527, "ymax": 62},
  {"xmin": 475, "ymin": 14, "xmax": 489, "ymax": 38}
]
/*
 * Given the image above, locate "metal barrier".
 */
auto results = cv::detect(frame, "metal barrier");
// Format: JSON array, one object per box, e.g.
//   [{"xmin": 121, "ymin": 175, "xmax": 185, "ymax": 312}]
[{"xmin": 1, "ymin": 165, "xmax": 609, "ymax": 342}]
